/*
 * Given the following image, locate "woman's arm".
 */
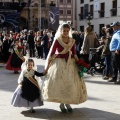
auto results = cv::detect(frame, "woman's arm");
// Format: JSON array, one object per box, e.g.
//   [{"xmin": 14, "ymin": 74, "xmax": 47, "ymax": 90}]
[{"xmin": 45, "ymin": 40, "xmax": 58, "ymax": 69}]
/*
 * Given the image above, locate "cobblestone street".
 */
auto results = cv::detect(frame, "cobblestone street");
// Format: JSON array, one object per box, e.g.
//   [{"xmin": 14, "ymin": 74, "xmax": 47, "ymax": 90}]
[{"xmin": 0, "ymin": 58, "xmax": 120, "ymax": 120}]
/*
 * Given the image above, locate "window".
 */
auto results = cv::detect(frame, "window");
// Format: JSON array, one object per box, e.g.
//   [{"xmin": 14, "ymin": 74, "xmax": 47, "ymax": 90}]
[
  {"xmin": 67, "ymin": 0, "xmax": 71, "ymax": 3},
  {"xmin": 91, "ymin": 25, "xmax": 94, "ymax": 31},
  {"xmin": 80, "ymin": 0, "xmax": 84, "ymax": 4},
  {"xmin": 80, "ymin": 26, "xmax": 84, "ymax": 32},
  {"xmin": 67, "ymin": 10, "xmax": 71, "ymax": 14},
  {"xmin": 60, "ymin": 0, "xmax": 63, "ymax": 3},
  {"xmin": 49, "ymin": 1, "xmax": 56, "ymax": 7},
  {"xmin": 99, "ymin": 3, "xmax": 105, "ymax": 18},
  {"xmin": 99, "ymin": 24, "xmax": 104, "ymax": 36},
  {"xmin": 113, "ymin": 0, "xmax": 117, "ymax": 8},
  {"xmin": 60, "ymin": 10, "xmax": 64, "ymax": 14},
  {"xmin": 41, "ymin": 0, "xmax": 46, "ymax": 7},
  {"xmin": 111, "ymin": 0, "xmax": 117, "ymax": 16},
  {"xmin": 90, "ymin": 5, "xmax": 93, "ymax": 17},
  {"xmin": 79, "ymin": 7, "xmax": 84, "ymax": 20}
]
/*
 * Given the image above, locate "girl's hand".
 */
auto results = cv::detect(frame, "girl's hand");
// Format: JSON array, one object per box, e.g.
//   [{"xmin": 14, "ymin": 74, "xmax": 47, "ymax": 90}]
[{"xmin": 18, "ymin": 83, "xmax": 22, "ymax": 87}]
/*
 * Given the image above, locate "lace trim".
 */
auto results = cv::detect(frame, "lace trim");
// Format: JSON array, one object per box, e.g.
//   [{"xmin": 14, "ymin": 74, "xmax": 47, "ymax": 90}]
[{"xmin": 23, "ymin": 69, "xmax": 35, "ymax": 78}]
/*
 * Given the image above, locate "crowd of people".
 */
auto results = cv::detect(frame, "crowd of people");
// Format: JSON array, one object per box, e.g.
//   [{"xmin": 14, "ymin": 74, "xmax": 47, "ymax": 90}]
[{"xmin": 0, "ymin": 21, "xmax": 120, "ymax": 114}]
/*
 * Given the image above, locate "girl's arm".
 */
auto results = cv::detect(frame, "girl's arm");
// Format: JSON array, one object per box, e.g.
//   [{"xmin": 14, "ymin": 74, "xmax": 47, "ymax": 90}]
[{"xmin": 35, "ymin": 71, "xmax": 44, "ymax": 77}]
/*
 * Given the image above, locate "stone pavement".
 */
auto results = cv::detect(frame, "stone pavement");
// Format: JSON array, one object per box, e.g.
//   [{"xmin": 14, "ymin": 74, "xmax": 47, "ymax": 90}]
[{"xmin": 0, "ymin": 58, "xmax": 120, "ymax": 120}]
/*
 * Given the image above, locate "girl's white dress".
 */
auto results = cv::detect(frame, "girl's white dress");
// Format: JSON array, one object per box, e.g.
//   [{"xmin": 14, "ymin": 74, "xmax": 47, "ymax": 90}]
[{"xmin": 42, "ymin": 36, "xmax": 87, "ymax": 104}]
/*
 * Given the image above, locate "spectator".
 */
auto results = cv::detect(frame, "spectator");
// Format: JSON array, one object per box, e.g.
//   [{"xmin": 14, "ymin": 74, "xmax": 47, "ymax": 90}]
[
  {"xmin": 82, "ymin": 26, "xmax": 97, "ymax": 63},
  {"xmin": 27, "ymin": 30, "xmax": 35, "ymax": 57},
  {"xmin": 109, "ymin": 21, "xmax": 120, "ymax": 84}
]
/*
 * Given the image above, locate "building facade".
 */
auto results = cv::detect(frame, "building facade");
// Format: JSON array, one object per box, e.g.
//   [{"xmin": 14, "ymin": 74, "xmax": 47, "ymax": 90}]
[
  {"xmin": 1, "ymin": 0, "xmax": 77, "ymax": 31},
  {"xmin": 56, "ymin": 0, "xmax": 76, "ymax": 29},
  {"xmin": 0, "ymin": 0, "xmax": 57, "ymax": 30},
  {"xmin": 77, "ymin": 0, "xmax": 120, "ymax": 36},
  {"xmin": 21, "ymin": 0, "xmax": 53, "ymax": 30}
]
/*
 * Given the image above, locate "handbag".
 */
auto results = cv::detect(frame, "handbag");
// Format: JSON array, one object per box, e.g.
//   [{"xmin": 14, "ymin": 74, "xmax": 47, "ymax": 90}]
[{"xmin": 94, "ymin": 37, "xmax": 100, "ymax": 48}]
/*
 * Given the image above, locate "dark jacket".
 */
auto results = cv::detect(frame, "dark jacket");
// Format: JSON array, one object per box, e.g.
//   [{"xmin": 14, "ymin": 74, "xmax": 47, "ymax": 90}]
[
  {"xmin": 97, "ymin": 37, "xmax": 111, "ymax": 56},
  {"xmin": 41, "ymin": 34, "xmax": 49, "ymax": 48},
  {"xmin": 27, "ymin": 34, "xmax": 35, "ymax": 48}
]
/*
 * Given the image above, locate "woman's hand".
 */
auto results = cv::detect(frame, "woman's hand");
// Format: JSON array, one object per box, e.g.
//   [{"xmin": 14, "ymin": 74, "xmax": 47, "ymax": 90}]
[
  {"xmin": 43, "ymin": 68, "xmax": 48, "ymax": 75},
  {"xmin": 74, "ymin": 54, "xmax": 79, "ymax": 62}
]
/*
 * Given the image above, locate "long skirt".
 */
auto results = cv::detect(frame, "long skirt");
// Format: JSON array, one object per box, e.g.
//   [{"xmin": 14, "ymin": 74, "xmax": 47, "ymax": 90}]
[
  {"xmin": 11, "ymin": 85, "xmax": 43, "ymax": 107},
  {"xmin": 6, "ymin": 54, "xmax": 23, "ymax": 71},
  {"xmin": 42, "ymin": 58, "xmax": 87, "ymax": 104}
]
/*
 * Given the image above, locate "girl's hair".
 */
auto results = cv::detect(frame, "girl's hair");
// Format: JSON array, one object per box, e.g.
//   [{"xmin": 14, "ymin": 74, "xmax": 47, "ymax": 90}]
[{"xmin": 26, "ymin": 59, "xmax": 34, "ymax": 66}]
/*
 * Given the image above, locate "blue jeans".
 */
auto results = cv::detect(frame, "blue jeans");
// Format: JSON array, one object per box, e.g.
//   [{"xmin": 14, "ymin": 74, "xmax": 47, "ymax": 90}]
[{"xmin": 105, "ymin": 54, "xmax": 112, "ymax": 77}]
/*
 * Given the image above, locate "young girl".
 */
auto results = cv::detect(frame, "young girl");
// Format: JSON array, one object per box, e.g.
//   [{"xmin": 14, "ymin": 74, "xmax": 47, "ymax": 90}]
[
  {"xmin": 11, "ymin": 59, "xmax": 47, "ymax": 113},
  {"xmin": 6, "ymin": 39, "xmax": 25, "ymax": 74}
]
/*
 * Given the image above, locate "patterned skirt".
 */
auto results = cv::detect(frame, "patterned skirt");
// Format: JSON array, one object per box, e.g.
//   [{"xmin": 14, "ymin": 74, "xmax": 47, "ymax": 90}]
[{"xmin": 42, "ymin": 58, "xmax": 87, "ymax": 104}]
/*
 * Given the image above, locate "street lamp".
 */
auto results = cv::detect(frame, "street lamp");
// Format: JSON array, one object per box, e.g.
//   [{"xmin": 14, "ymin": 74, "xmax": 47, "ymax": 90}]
[
  {"xmin": 38, "ymin": 0, "xmax": 41, "ymax": 30},
  {"xmin": 85, "ymin": 12, "xmax": 93, "ymax": 26}
]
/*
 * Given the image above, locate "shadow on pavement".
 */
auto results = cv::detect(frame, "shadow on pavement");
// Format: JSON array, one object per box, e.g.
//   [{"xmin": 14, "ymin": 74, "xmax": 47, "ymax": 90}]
[
  {"xmin": 21, "ymin": 107, "xmax": 120, "ymax": 120},
  {"xmin": 85, "ymin": 79, "xmax": 118, "ymax": 85}
]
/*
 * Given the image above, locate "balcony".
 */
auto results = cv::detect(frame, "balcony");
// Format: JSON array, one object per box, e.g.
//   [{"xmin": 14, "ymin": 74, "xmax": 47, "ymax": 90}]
[
  {"xmin": 78, "ymin": 13, "xmax": 84, "ymax": 20},
  {"xmin": 98, "ymin": 10, "xmax": 104, "ymax": 18},
  {"xmin": 110, "ymin": 8, "xmax": 117, "ymax": 16}
]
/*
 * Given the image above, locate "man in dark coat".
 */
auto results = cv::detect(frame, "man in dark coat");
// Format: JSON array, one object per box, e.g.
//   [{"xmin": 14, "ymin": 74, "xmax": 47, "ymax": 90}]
[
  {"xmin": 27, "ymin": 30, "xmax": 35, "ymax": 57},
  {"xmin": 41, "ymin": 31, "xmax": 49, "ymax": 59},
  {"xmin": 2, "ymin": 34, "xmax": 12, "ymax": 62}
]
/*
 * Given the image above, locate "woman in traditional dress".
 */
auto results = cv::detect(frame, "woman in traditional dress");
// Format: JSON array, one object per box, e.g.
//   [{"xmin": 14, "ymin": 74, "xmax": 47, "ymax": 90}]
[
  {"xmin": 6, "ymin": 39, "xmax": 25, "ymax": 74},
  {"xmin": 42, "ymin": 23, "xmax": 87, "ymax": 113}
]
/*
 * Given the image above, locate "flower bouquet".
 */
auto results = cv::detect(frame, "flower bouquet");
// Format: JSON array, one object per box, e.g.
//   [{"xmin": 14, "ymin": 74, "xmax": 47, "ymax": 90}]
[{"xmin": 76, "ymin": 59, "xmax": 90, "ymax": 77}]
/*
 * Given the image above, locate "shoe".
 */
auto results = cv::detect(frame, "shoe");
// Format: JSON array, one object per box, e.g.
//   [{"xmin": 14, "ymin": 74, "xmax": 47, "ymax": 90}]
[
  {"xmin": 108, "ymin": 78, "xmax": 116, "ymax": 82},
  {"xmin": 14, "ymin": 71, "xmax": 19, "ymax": 74},
  {"xmin": 67, "ymin": 108, "xmax": 73, "ymax": 113},
  {"xmin": 30, "ymin": 109, "xmax": 35, "ymax": 113},
  {"xmin": 114, "ymin": 81, "xmax": 120, "ymax": 84},
  {"xmin": 102, "ymin": 76, "xmax": 109, "ymax": 80},
  {"xmin": 59, "ymin": 105, "xmax": 67, "ymax": 113},
  {"xmin": 37, "ymin": 57, "xmax": 40, "ymax": 59},
  {"xmin": 65, "ymin": 104, "xmax": 73, "ymax": 113},
  {"xmin": 108, "ymin": 74, "xmax": 112, "ymax": 78}
]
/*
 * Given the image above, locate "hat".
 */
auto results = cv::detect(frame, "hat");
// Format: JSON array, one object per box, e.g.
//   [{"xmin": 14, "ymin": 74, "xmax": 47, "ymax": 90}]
[{"xmin": 111, "ymin": 21, "xmax": 120, "ymax": 27}]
